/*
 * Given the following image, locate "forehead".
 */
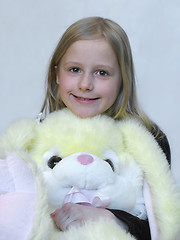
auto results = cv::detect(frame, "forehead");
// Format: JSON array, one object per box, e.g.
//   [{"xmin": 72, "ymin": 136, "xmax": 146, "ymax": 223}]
[{"xmin": 61, "ymin": 39, "xmax": 118, "ymax": 65}]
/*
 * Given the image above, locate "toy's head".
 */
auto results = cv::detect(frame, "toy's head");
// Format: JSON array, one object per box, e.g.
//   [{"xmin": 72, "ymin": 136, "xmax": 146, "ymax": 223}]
[{"xmin": 28, "ymin": 109, "xmax": 146, "ymax": 219}]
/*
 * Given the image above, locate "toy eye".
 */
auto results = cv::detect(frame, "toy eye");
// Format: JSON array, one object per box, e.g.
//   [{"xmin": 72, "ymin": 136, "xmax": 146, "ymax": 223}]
[
  {"xmin": 47, "ymin": 156, "xmax": 62, "ymax": 169},
  {"xmin": 104, "ymin": 159, "xmax": 114, "ymax": 172}
]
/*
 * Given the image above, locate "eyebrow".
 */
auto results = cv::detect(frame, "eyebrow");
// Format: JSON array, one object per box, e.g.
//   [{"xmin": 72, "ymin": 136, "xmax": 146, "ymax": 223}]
[
  {"xmin": 96, "ymin": 64, "xmax": 115, "ymax": 71},
  {"xmin": 63, "ymin": 61, "xmax": 115, "ymax": 72},
  {"xmin": 63, "ymin": 61, "xmax": 81, "ymax": 67}
]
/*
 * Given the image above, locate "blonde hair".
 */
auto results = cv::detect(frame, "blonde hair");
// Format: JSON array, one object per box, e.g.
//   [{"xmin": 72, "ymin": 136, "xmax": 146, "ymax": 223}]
[{"xmin": 41, "ymin": 16, "xmax": 157, "ymax": 132}]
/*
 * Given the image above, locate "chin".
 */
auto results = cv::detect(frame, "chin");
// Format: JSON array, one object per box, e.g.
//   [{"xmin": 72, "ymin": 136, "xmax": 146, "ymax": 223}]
[{"xmin": 71, "ymin": 110, "xmax": 99, "ymax": 118}]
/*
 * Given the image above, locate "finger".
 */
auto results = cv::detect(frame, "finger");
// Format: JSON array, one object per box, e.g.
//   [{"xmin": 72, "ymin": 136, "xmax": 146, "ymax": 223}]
[
  {"xmin": 50, "ymin": 208, "xmax": 60, "ymax": 218},
  {"xmin": 56, "ymin": 212, "xmax": 82, "ymax": 230},
  {"xmin": 60, "ymin": 215, "xmax": 76, "ymax": 231},
  {"xmin": 56, "ymin": 215, "xmax": 69, "ymax": 230},
  {"xmin": 67, "ymin": 219, "xmax": 84, "ymax": 229},
  {"xmin": 51, "ymin": 206, "xmax": 75, "ymax": 231},
  {"xmin": 50, "ymin": 204, "xmax": 83, "ymax": 231},
  {"xmin": 51, "ymin": 205, "xmax": 70, "ymax": 220}
]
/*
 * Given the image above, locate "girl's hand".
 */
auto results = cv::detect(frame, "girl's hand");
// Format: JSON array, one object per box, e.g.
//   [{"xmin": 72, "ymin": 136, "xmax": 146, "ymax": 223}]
[{"xmin": 50, "ymin": 203, "xmax": 117, "ymax": 231}]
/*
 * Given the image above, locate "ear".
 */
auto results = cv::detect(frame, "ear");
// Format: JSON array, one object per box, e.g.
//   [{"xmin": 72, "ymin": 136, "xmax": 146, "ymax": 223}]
[
  {"xmin": 55, "ymin": 66, "xmax": 60, "ymax": 85},
  {"xmin": 0, "ymin": 119, "xmax": 36, "ymax": 155},
  {"xmin": 143, "ymin": 180, "xmax": 160, "ymax": 240}
]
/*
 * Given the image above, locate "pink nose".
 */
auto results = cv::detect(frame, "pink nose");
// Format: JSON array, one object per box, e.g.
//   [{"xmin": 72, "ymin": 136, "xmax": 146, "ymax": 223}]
[{"xmin": 77, "ymin": 154, "xmax": 94, "ymax": 165}]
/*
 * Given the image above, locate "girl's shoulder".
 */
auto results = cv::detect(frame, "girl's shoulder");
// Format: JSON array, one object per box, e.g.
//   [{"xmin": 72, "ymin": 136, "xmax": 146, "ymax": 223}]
[{"xmin": 151, "ymin": 126, "xmax": 171, "ymax": 165}]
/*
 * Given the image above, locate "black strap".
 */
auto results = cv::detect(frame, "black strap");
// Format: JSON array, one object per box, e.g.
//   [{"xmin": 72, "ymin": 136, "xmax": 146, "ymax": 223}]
[{"xmin": 108, "ymin": 209, "xmax": 151, "ymax": 240}]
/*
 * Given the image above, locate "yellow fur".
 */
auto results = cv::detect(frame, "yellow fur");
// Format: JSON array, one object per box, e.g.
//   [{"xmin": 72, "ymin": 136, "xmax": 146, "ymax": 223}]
[
  {"xmin": 118, "ymin": 119, "xmax": 180, "ymax": 239},
  {"xmin": 0, "ymin": 119, "xmax": 36, "ymax": 157},
  {"xmin": 60, "ymin": 218, "xmax": 136, "ymax": 240},
  {"xmin": 1, "ymin": 109, "xmax": 180, "ymax": 239}
]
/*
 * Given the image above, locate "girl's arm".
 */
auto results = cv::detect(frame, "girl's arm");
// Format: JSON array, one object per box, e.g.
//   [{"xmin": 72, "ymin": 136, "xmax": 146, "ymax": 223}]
[
  {"xmin": 108, "ymin": 209, "xmax": 151, "ymax": 240},
  {"xmin": 152, "ymin": 130, "xmax": 171, "ymax": 164}
]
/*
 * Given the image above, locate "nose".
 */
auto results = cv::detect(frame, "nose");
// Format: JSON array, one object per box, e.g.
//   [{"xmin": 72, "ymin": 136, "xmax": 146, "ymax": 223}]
[
  {"xmin": 77, "ymin": 154, "xmax": 94, "ymax": 165},
  {"xmin": 78, "ymin": 73, "xmax": 94, "ymax": 91}
]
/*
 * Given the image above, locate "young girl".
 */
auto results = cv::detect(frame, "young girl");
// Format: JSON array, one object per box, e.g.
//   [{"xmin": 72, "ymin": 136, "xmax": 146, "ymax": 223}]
[{"xmin": 40, "ymin": 16, "xmax": 171, "ymax": 239}]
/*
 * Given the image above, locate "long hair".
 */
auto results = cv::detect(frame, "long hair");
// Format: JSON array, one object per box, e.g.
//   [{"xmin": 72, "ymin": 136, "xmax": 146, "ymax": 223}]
[{"xmin": 41, "ymin": 16, "xmax": 158, "ymax": 133}]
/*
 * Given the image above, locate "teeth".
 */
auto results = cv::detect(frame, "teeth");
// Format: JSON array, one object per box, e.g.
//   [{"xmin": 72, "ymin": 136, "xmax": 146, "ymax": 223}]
[
  {"xmin": 77, "ymin": 96, "xmax": 90, "ymax": 100},
  {"xmin": 73, "ymin": 94, "xmax": 99, "ymax": 100},
  {"xmin": 79, "ymin": 97, "xmax": 98, "ymax": 100},
  {"xmin": 79, "ymin": 97, "xmax": 88, "ymax": 100}
]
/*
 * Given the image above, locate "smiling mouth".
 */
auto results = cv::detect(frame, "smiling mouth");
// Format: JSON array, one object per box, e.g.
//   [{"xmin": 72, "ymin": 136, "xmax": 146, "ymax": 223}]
[{"xmin": 72, "ymin": 94, "xmax": 100, "ymax": 101}]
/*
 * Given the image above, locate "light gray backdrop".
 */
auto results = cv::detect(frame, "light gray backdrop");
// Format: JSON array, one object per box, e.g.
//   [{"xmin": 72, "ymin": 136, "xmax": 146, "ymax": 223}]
[{"xmin": 0, "ymin": 0, "xmax": 179, "ymax": 187}]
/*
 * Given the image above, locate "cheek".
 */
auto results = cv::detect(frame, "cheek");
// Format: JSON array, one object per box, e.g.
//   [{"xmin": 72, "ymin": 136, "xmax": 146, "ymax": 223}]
[
  {"xmin": 59, "ymin": 82, "xmax": 68, "ymax": 100},
  {"xmin": 100, "ymin": 82, "xmax": 120, "ymax": 100},
  {"xmin": 58, "ymin": 74, "xmax": 72, "ymax": 94}
]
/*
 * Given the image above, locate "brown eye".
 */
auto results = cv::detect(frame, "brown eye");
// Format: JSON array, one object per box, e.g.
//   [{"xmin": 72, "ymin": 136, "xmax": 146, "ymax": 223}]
[
  {"xmin": 97, "ymin": 70, "xmax": 108, "ymax": 76},
  {"xmin": 70, "ymin": 67, "xmax": 80, "ymax": 73},
  {"xmin": 104, "ymin": 159, "xmax": 114, "ymax": 171},
  {"xmin": 47, "ymin": 156, "xmax": 62, "ymax": 169}
]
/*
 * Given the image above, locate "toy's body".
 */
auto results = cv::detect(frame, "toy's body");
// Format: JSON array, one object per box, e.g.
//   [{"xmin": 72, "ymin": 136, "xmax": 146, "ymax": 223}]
[
  {"xmin": 0, "ymin": 109, "xmax": 180, "ymax": 240},
  {"xmin": 43, "ymin": 150, "xmax": 146, "ymax": 219}
]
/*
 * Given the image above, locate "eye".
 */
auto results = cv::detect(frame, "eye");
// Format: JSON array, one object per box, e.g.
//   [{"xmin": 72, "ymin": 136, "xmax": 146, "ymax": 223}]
[
  {"xmin": 104, "ymin": 159, "xmax": 114, "ymax": 171},
  {"xmin": 96, "ymin": 70, "xmax": 109, "ymax": 77},
  {"xmin": 47, "ymin": 156, "xmax": 62, "ymax": 169},
  {"xmin": 69, "ymin": 67, "xmax": 81, "ymax": 73}
]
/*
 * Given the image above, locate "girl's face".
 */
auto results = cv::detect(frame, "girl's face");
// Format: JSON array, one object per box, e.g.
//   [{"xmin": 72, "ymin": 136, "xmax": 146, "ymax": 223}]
[{"xmin": 56, "ymin": 38, "xmax": 121, "ymax": 118}]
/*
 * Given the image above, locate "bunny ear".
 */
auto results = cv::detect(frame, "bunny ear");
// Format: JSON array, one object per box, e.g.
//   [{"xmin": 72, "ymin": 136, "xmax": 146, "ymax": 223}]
[
  {"xmin": 116, "ymin": 118, "xmax": 180, "ymax": 239},
  {"xmin": 0, "ymin": 119, "xmax": 36, "ymax": 155},
  {"xmin": 143, "ymin": 180, "xmax": 160, "ymax": 240}
]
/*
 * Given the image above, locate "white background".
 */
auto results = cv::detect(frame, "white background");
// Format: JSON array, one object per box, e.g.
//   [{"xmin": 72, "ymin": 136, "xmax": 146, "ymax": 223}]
[{"xmin": 0, "ymin": 0, "xmax": 179, "ymax": 187}]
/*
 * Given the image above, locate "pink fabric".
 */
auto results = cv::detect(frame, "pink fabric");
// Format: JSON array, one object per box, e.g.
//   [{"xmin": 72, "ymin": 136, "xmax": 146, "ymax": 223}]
[
  {"xmin": 63, "ymin": 186, "xmax": 110, "ymax": 208},
  {"xmin": 143, "ymin": 180, "xmax": 160, "ymax": 240},
  {"xmin": 0, "ymin": 155, "xmax": 37, "ymax": 240}
]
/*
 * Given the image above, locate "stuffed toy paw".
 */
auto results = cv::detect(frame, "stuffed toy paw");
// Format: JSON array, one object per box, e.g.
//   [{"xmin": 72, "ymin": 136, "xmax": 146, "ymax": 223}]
[
  {"xmin": 0, "ymin": 153, "xmax": 54, "ymax": 240},
  {"xmin": 0, "ymin": 154, "xmax": 37, "ymax": 240}
]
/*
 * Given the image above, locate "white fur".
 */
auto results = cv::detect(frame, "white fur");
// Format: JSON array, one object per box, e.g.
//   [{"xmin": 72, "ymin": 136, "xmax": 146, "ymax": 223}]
[{"xmin": 43, "ymin": 151, "xmax": 146, "ymax": 219}]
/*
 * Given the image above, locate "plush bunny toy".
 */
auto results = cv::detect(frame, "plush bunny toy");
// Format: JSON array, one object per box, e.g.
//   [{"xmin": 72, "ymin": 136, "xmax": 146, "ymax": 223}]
[
  {"xmin": 43, "ymin": 149, "xmax": 146, "ymax": 219},
  {"xmin": 0, "ymin": 109, "xmax": 180, "ymax": 240}
]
